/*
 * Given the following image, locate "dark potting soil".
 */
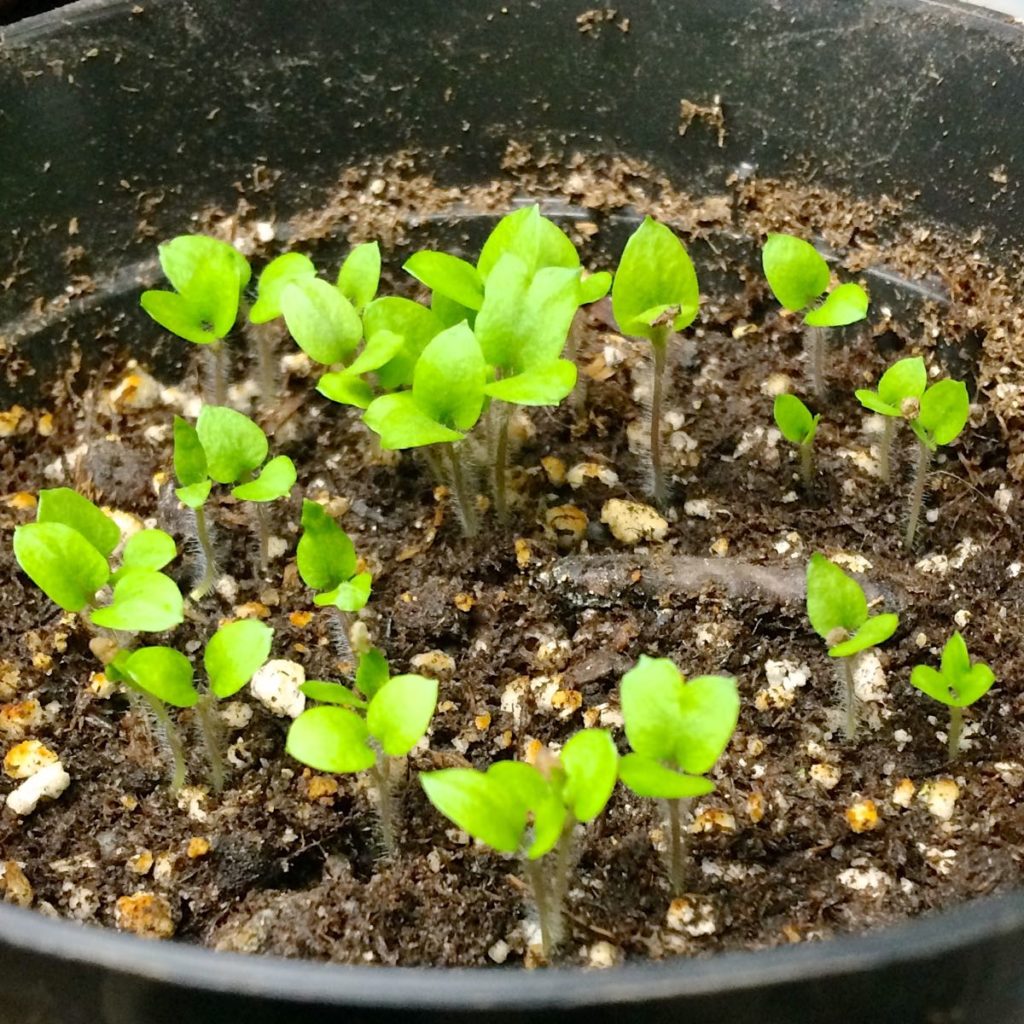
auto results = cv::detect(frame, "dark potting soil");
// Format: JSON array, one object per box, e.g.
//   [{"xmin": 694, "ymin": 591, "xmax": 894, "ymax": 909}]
[{"xmin": 1, "ymin": 152, "xmax": 1023, "ymax": 967}]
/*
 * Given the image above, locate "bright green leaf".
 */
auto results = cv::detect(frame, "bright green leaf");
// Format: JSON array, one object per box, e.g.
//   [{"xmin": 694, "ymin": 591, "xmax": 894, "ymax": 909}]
[
  {"xmin": 618, "ymin": 753, "xmax": 717, "ymax": 799},
  {"xmin": 250, "ymin": 252, "xmax": 317, "ymax": 323},
  {"xmin": 173, "ymin": 416, "xmax": 208, "ymax": 487},
  {"xmin": 829, "ymin": 612, "xmax": 899, "ymax": 657},
  {"xmin": 420, "ymin": 768, "xmax": 526, "ymax": 853},
  {"xmin": 762, "ymin": 234, "xmax": 830, "ymax": 312},
  {"xmin": 561, "ymin": 728, "xmax": 618, "ymax": 822},
  {"xmin": 362, "ymin": 297, "xmax": 444, "ymax": 389},
  {"xmin": 355, "ymin": 647, "xmax": 390, "ymax": 700},
  {"xmin": 477, "ymin": 205, "xmax": 579, "ymax": 281},
  {"xmin": 878, "ymin": 357, "xmax": 927, "ymax": 408},
  {"xmin": 773, "ymin": 394, "xmax": 818, "ymax": 445},
  {"xmin": 917, "ymin": 379, "xmax": 969, "ymax": 447},
  {"xmin": 13, "ymin": 522, "xmax": 109, "ymax": 612},
  {"xmin": 286, "ymin": 705, "xmax": 375, "ymax": 774},
  {"xmin": 113, "ymin": 646, "xmax": 197, "ymax": 708},
  {"xmin": 281, "ymin": 277, "xmax": 362, "ymax": 365},
  {"xmin": 296, "ymin": 499, "xmax": 356, "ymax": 591},
  {"xmin": 117, "ymin": 529, "xmax": 177, "ymax": 576},
  {"xmin": 483, "ymin": 360, "xmax": 577, "ymax": 406},
  {"xmin": 196, "ymin": 406, "xmax": 268, "ymax": 485},
  {"xmin": 337, "ymin": 241, "xmax": 381, "ymax": 312},
  {"xmin": 806, "ymin": 553, "xmax": 868, "ymax": 639},
  {"xmin": 231, "ymin": 455, "xmax": 296, "ymax": 503},
  {"xmin": 404, "ymin": 251, "xmax": 484, "ymax": 311},
  {"xmin": 313, "ymin": 572, "xmax": 372, "ymax": 613},
  {"xmin": 204, "ymin": 619, "xmax": 274, "ymax": 698},
  {"xmin": 317, "ymin": 371, "xmax": 375, "ymax": 409},
  {"xmin": 300, "ymin": 680, "xmax": 367, "ymax": 709},
  {"xmin": 90, "ymin": 569, "xmax": 184, "ymax": 633},
  {"xmin": 366, "ymin": 674, "xmax": 438, "ymax": 756},
  {"xmin": 804, "ymin": 281, "xmax": 869, "ymax": 328},
  {"xmin": 175, "ymin": 481, "xmax": 213, "ymax": 509},
  {"xmin": 579, "ymin": 270, "xmax": 612, "ymax": 305},
  {"xmin": 37, "ymin": 487, "xmax": 120, "ymax": 558},
  {"xmin": 412, "ymin": 322, "xmax": 487, "ymax": 431}
]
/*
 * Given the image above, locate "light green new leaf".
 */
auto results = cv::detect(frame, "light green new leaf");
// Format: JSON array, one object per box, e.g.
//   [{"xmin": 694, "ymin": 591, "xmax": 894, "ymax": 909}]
[
  {"xmin": 363, "ymin": 392, "xmax": 462, "ymax": 449},
  {"xmin": 762, "ymin": 234, "xmax": 830, "ymax": 312},
  {"xmin": 806, "ymin": 553, "xmax": 867, "ymax": 639},
  {"xmin": 477, "ymin": 205, "xmax": 579, "ymax": 281},
  {"xmin": 579, "ymin": 270, "xmax": 612, "ymax": 305},
  {"xmin": 112, "ymin": 646, "xmax": 197, "ymax": 708},
  {"xmin": 173, "ymin": 416, "xmax": 208, "ymax": 487},
  {"xmin": 158, "ymin": 235, "xmax": 250, "ymax": 295},
  {"xmin": 917, "ymin": 379, "xmax": 969, "ymax": 448},
  {"xmin": 804, "ymin": 281, "xmax": 869, "ymax": 328},
  {"xmin": 296, "ymin": 499, "xmax": 356, "ymax": 591},
  {"xmin": 878, "ymin": 356, "xmax": 927, "ymax": 409},
  {"xmin": 204, "ymin": 619, "xmax": 274, "ymax": 698},
  {"xmin": 90, "ymin": 569, "xmax": 184, "ymax": 633},
  {"xmin": 773, "ymin": 394, "xmax": 818, "ymax": 445},
  {"xmin": 196, "ymin": 406, "xmax": 268, "ymax": 485},
  {"xmin": 300, "ymin": 680, "xmax": 367, "ymax": 709},
  {"xmin": 231, "ymin": 455, "xmax": 296, "ymax": 503},
  {"xmin": 250, "ymin": 252, "xmax": 317, "ymax": 323},
  {"xmin": 483, "ymin": 360, "xmax": 577, "ymax": 406},
  {"xmin": 420, "ymin": 768, "xmax": 526, "ymax": 853},
  {"xmin": 37, "ymin": 487, "xmax": 120, "ymax": 558},
  {"xmin": 343, "ymin": 329, "xmax": 406, "ymax": 378},
  {"xmin": 355, "ymin": 647, "xmax": 390, "ymax": 700},
  {"xmin": 618, "ymin": 753, "xmax": 717, "ymax": 799},
  {"xmin": 362, "ymin": 297, "xmax": 444, "ymax": 389},
  {"xmin": 317, "ymin": 372, "xmax": 375, "ymax": 410},
  {"xmin": 412, "ymin": 322, "xmax": 487, "ymax": 431},
  {"xmin": 855, "ymin": 389, "xmax": 899, "ymax": 417},
  {"xmin": 404, "ymin": 251, "xmax": 484, "ymax": 311},
  {"xmin": 140, "ymin": 291, "xmax": 223, "ymax": 346},
  {"xmin": 612, "ymin": 217, "xmax": 699, "ymax": 339},
  {"xmin": 366, "ymin": 674, "xmax": 438, "ymax": 756},
  {"xmin": 561, "ymin": 728, "xmax": 618, "ymax": 822},
  {"xmin": 286, "ymin": 705, "xmax": 375, "ymax": 774},
  {"xmin": 175, "ymin": 481, "xmax": 213, "ymax": 510},
  {"xmin": 116, "ymin": 529, "xmax": 177, "ymax": 577},
  {"xmin": 911, "ymin": 632, "xmax": 995, "ymax": 708},
  {"xmin": 488, "ymin": 761, "xmax": 567, "ymax": 860},
  {"xmin": 337, "ymin": 241, "xmax": 381, "ymax": 312},
  {"xmin": 313, "ymin": 572, "xmax": 372, "ymax": 612},
  {"xmin": 674, "ymin": 675, "xmax": 740, "ymax": 775},
  {"xmin": 281, "ymin": 277, "xmax": 362, "ymax": 365},
  {"xmin": 13, "ymin": 522, "xmax": 109, "ymax": 612},
  {"xmin": 829, "ymin": 613, "xmax": 899, "ymax": 657},
  {"xmin": 431, "ymin": 291, "xmax": 477, "ymax": 329}
]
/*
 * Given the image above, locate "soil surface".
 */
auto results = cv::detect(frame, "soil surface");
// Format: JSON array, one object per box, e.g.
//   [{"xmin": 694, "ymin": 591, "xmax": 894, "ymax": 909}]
[{"xmin": 2, "ymin": 154, "xmax": 1024, "ymax": 968}]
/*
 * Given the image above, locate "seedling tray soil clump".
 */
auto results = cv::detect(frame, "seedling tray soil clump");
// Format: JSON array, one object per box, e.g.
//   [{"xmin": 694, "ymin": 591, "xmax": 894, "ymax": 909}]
[{"xmin": 1, "ymin": 152, "xmax": 1023, "ymax": 971}]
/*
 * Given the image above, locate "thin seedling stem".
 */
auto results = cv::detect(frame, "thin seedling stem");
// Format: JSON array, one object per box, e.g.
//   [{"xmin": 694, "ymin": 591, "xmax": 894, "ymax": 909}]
[
  {"xmin": 207, "ymin": 342, "xmax": 228, "ymax": 406},
  {"xmin": 370, "ymin": 756, "xmax": 395, "ymax": 855},
  {"xmin": 842, "ymin": 656, "xmax": 858, "ymax": 741},
  {"xmin": 446, "ymin": 444, "xmax": 478, "ymax": 538},
  {"xmin": 524, "ymin": 856, "xmax": 562, "ymax": 960},
  {"xmin": 254, "ymin": 501, "xmax": 270, "ymax": 574},
  {"xmin": 493, "ymin": 402, "xmax": 511, "ymax": 525},
  {"xmin": 252, "ymin": 322, "xmax": 279, "ymax": 417},
  {"xmin": 807, "ymin": 325, "xmax": 826, "ymax": 399},
  {"xmin": 566, "ymin": 310, "xmax": 587, "ymax": 416},
  {"xmin": 948, "ymin": 705, "xmax": 964, "ymax": 762},
  {"xmin": 649, "ymin": 327, "xmax": 670, "ymax": 507},
  {"xmin": 666, "ymin": 797, "xmax": 690, "ymax": 894},
  {"xmin": 905, "ymin": 437, "xmax": 932, "ymax": 549},
  {"xmin": 878, "ymin": 418, "xmax": 895, "ymax": 484},
  {"xmin": 190, "ymin": 506, "xmax": 218, "ymax": 600},
  {"xmin": 140, "ymin": 690, "xmax": 187, "ymax": 791},
  {"xmin": 799, "ymin": 441, "xmax": 814, "ymax": 491},
  {"xmin": 195, "ymin": 693, "xmax": 225, "ymax": 793}
]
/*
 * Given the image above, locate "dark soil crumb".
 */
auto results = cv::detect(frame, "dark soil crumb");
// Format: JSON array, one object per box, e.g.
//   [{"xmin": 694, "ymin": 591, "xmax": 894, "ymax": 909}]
[{"xmin": 1, "ymin": 149, "xmax": 1023, "ymax": 968}]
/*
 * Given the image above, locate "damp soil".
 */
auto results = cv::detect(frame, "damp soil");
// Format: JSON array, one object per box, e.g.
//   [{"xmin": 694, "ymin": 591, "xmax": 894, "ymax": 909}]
[{"xmin": 1, "ymin": 155, "xmax": 1024, "ymax": 968}]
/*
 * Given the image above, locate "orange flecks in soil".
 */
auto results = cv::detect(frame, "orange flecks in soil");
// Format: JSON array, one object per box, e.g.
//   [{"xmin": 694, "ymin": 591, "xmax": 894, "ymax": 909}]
[
  {"xmin": 474, "ymin": 712, "xmax": 492, "ymax": 732},
  {"xmin": 4, "ymin": 492, "xmax": 36, "ymax": 510},
  {"xmin": 845, "ymin": 799, "xmax": 880, "ymax": 833},
  {"xmin": 541, "ymin": 455, "xmax": 567, "ymax": 485},
  {"xmin": 747, "ymin": 791, "xmax": 766, "ymax": 824},
  {"xmin": 186, "ymin": 837, "xmax": 211, "ymax": 859},
  {"xmin": 114, "ymin": 892, "xmax": 175, "ymax": 939},
  {"xmin": 233, "ymin": 602, "xmax": 271, "ymax": 620},
  {"xmin": 0, "ymin": 861, "xmax": 33, "ymax": 907},
  {"xmin": 0, "ymin": 700, "xmax": 43, "ymax": 739},
  {"xmin": 454, "ymin": 593, "xmax": 475, "ymax": 613},
  {"xmin": 289, "ymin": 610, "xmax": 313, "ymax": 628},
  {"xmin": 514, "ymin": 538, "xmax": 532, "ymax": 568},
  {"xmin": 127, "ymin": 850, "xmax": 154, "ymax": 875},
  {"xmin": 306, "ymin": 776, "xmax": 339, "ymax": 801},
  {"xmin": 3, "ymin": 739, "xmax": 58, "ymax": 779}
]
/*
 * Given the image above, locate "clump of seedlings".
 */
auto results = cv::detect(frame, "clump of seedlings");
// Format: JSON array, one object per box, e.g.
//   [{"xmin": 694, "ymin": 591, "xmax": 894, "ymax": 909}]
[
  {"xmin": 617, "ymin": 656, "xmax": 738, "ymax": 894},
  {"xmin": 855, "ymin": 356, "xmax": 926, "ymax": 484},
  {"xmin": 140, "ymin": 235, "xmax": 251, "ymax": 405},
  {"xmin": 14, "ymin": 487, "xmax": 183, "ymax": 632},
  {"xmin": 911, "ymin": 632, "xmax": 995, "ymax": 760},
  {"xmin": 421, "ymin": 728, "xmax": 618, "ymax": 959},
  {"xmin": 611, "ymin": 216, "xmax": 700, "ymax": 506},
  {"xmin": 805, "ymin": 553, "xmax": 899, "ymax": 740},
  {"xmin": 174, "ymin": 405, "xmax": 296, "ymax": 581},
  {"xmin": 286, "ymin": 648, "xmax": 438, "ymax": 852},
  {"xmin": 773, "ymin": 393, "xmax": 820, "ymax": 490},
  {"xmin": 762, "ymin": 233, "xmax": 869, "ymax": 399}
]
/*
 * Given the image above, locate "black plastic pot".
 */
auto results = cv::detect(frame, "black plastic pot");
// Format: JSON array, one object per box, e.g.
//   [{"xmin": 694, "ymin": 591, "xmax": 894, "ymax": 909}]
[{"xmin": 2, "ymin": 1, "xmax": 1023, "ymax": 1021}]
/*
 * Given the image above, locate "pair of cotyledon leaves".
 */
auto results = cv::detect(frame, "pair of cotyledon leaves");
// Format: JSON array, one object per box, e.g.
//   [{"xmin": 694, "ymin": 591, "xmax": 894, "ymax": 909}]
[
  {"xmin": 855, "ymin": 356, "xmax": 970, "ymax": 451},
  {"xmin": 13, "ymin": 488, "xmax": 183, "ymax": 633},
  {"xmin": 106, "ymin": 619, "xmax": 274, "ymax": 710},
  {"xmin": 286, "ymin": 648, "xmax": 438, "ymax": 776},
  {"xmin": 141, "ymin": 236, "xmax": 251, "ymax": 345},
  {"xmin": 762, "ymin": 234, "xmax": 869, "ymax": 328},
  {"xmin": 910, "ymin": 632, "xmax": 995, "ymax": 709},
  {"xmin": 173, "ymin": 406, "xmax": 296, "ymax": 510},
  {"xmin": 773, "ymin": 394, "xmax": 820, "ymax": 446},
  {"xmin": 806, "ymin": 553, "xmax": 899, "ymax": 658},
  {"xmin": 295, "ymin": 499, "xmax": 372, "ymax": 613},
  {"xmin": 422, "ymin": 656, "xmax": 739, "ymax": 857}
]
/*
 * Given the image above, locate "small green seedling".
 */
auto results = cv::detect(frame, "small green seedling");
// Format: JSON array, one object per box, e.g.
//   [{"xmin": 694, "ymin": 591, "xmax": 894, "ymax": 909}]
[
  {"xmin": 612, "ymin": 216, "xmax": 700, "ymax": 506},
  {"xmin": 287, "ymin": 649, "xmax": 438, "ymax": 852},
  {"xmin": 855, "ymin": 356, "xmax": 926, "ymax": 484},
  {"xmin": 196, "ymin": 618, "xmax": 274, "ymax": 790},
  {"xmin": 174, "ymin": 407, "xmax": 296, "ymax": 577},
  {"xmin": 421, "ymin": 728, "xmax": 618, "ymax": 958},
  {"xmin": 618, "ymin": 656, "xmax": 738, "ymax": 894},
  {"xmin": 902, "ymin": 377, "xmax": 970, "ymax": 549},
  {"xmin": 806, "ymin": 553, "xmax": 899, "ymax": 740},
  {"xmin": 140, "ymin": 235, "xmax": 251, "ymax": 404},
  {"xmin": 773, "ymin": 393, "xmax": 820, "ymax": 490},
  {"xmin": 363, "ymin": 322, "xmax": 487, "ymax": 536},
  {"xmin": 762, "ymin": 234, "xmax": 869, "ymax": 399},
  {"xmin": 13, "ymin": 488, "xmax": 183, "ymax": 633},
  {"xmin": 106, "ymin": 645, "xmax": 196, "ymax": 790},
  {"xmin": 296, "ymin": 498, "xmax": 372, "ymax": 618},
  {"xmin": 911, "ymin": 632, "xmax": 994, "ymax": 761}
]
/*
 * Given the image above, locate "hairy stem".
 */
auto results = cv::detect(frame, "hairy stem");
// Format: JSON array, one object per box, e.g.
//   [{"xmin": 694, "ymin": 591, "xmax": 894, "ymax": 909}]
[
  {"xmin": 948, "ymin": 705, "xmax": 964, "ymax": 762},
  {"xmin": 446, "ymin": 444, "xmax": 478, "ymax": 538},
  {"xmin": 551, "ymin": 821, "xmax": 575, "ymax": 913},
  {"xmin": 207, "ymin": 342, "xmax": 228, "ymax": 406},
  {"xmin": 842, "ymin": 656, "xmax": 858, "ymax": 741},
  {"xmin": 369, "ymin": 757, "xmax": 396, "ymax": 855},
  {"xmin": 422, "ymin": 446, "xmax": 445, "ymax": 487},
  {"xmin": 140, "ymin": 691, "xmax": 187, "ymax": 791},
  {"xmin": 525, "ymin": 856, "xmax": 562, "ymax": 960},
  {"xmin": 878, "ymin": 417, "xmax": 895, "ymax": 485},
  {"xmin": 799, "ymin": 441, "xmax": 814, "ymax": 491},
  {"xmin": 190, "ymin": 505, "xmax": 218, "ymax": 600},
  {"xmin": 493, "ymin": 402, "xmax": 511, "ymax": 525},
  {"xmin": 254, "ymin": 501, "xmax": 270, "ymax": 574},
  {"xmin": 904, "ymin": 437, "xmax": 932, "ymax": 549},
  {"xmin": 195, "ymin": 693, "xmax": 225, "ymax": 794},
  {"xmin": 666, "ymin": 797, "xmax": 690, "ymax": 894},
  {"xmin": 649, "ymin": 329, "xmax": 669, "ymax": 507},
  {"xmin": 566, "ymin": 311, "xmax": 587, "ymax": 416},
  {"xmin": 251, "ymin": 321, "xmax": 278, "ymax": 415},
  {"xmin": 807, "ymin": 325, "xmax": 826, "ymax": 399}
]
